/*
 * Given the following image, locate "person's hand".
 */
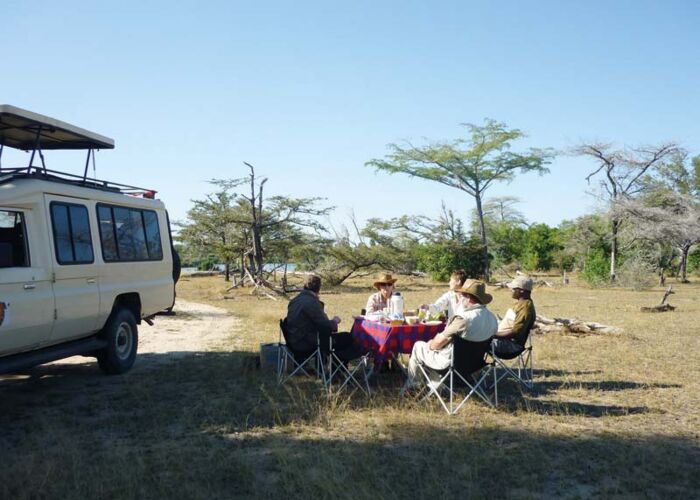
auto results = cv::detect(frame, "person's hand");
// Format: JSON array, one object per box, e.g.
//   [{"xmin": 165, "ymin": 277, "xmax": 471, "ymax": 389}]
[{"xmin": 332, "ymin": 315, "xmax": 341, "ymax": 324}]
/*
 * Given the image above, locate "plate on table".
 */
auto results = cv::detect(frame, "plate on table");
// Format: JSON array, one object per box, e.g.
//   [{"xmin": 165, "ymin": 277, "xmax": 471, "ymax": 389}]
[
  {"xmin": 365, "ymin": 313, "xmax": 384, "ymax": 322},
  {"xmin": 424, "ymin": 320, "xmax": 443, "ymax": 326}
]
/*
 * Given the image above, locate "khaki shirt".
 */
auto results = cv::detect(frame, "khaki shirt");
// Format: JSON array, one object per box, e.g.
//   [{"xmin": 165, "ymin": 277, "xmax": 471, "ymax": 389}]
[
  {"xmin": 442, "ymin": 304, "xmax": 498, "ymax": 343},
  {"xmin": 510, "ymin": 299, "xmax": 536, "ymax": 346}
]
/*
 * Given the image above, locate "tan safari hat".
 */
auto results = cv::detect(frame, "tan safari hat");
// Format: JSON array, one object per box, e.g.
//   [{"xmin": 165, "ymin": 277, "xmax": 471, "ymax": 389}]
[
  {"xmin": 455, "ymin": 279, "xmax": 493, "ymax": 305},
  {"xmin": 373, "ymin": 272, "xmax": 398, "ymax": 289},
  {"xmin": 507, "ymin": 276, "xmax": 534, "ymax": 291}
]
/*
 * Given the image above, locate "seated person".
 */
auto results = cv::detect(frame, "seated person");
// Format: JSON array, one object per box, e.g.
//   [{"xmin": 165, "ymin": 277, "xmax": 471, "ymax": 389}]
[
  {"xmin": 286, "ymin": 274, "xmax": 359, "ymax": 361},
  {"xmin": 365, "ymin": 272, "xmax": 398, "ymax": 314},
  {"xmin": 403, "ymin": 280, "xmax": 497, "ymax": 390},
  {"xmin": 422, "ymin": 269, "xmax": 468, "ymax": 320},
  {"xmin": 493, "ymin": 276, "xmax": 536, "ymax": 357}
]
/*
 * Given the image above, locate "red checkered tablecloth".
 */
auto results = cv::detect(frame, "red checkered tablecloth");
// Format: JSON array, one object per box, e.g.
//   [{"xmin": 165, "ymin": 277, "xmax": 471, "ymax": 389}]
[{"xmin": 350, "ymin": 318, "xmax": 446, "ymax": 371}]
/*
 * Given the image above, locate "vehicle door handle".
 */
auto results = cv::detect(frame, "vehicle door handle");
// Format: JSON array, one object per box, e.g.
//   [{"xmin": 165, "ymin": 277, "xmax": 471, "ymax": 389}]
[
  {"xmin": 87, "ymin": 279, "xmax": 97, "ymax": 284},
  {"xmin": 23, "ymin": 283, "xmax": 36, "ymax": 290}
]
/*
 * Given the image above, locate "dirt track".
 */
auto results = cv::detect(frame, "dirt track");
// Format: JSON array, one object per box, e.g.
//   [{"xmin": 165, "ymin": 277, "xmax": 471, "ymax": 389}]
[{"xmin": 1, "ymin": 299, "xmax": 240, "ymax": 379}]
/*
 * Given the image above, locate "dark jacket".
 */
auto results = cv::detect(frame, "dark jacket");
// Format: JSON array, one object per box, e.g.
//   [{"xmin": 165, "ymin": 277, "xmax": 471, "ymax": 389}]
[{"xmin": 286, "ymin": 289, "xmax": 337, "ymax": 352}]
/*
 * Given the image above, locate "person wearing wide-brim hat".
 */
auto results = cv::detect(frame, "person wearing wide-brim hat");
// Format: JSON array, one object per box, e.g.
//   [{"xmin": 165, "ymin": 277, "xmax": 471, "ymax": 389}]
[
  {"xmin": 402, "ymin": 279, "xmax": 498, "ymax": 392},
  {"xmin": 492, "ymin": 275, "xmax": 536, "ymax": 357},
  {"xmin": 365, "ymin": 272, "xmax": 399, "ymax": 314}
]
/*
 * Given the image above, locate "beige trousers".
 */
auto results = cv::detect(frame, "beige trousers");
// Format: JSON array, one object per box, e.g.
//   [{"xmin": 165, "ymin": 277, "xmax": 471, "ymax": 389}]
[{"xmin": 406, "ymin": 340, "xmax": 452, "ymax": 387}]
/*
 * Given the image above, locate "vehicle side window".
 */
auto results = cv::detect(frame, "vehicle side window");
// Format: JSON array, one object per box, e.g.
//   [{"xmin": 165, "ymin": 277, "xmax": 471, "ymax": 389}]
[
  {"xmin": 50, "ymin": 203, "xmax": 94, "ymax": 265},
  {"xmin": 0, "ymin": 209, "xmax": 30, "ymax": 268},
  {"xmin": 142, "ymin": 211, "xmax": 163, "ymax": 260},
  {"xmin": 97, "ymin": 206, "xmax": 118, "ymax": 261},
  {"xmin": 97, "ymin": 204, "xmax": 163, "ymax": 262}
]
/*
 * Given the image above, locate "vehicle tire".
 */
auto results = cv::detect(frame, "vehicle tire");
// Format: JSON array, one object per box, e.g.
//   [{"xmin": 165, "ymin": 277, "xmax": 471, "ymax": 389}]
[
  {"xmin": 172, "ymin": 246, "xmax": 181, "ymax": 284},
  {"xmin": 97, "ymin": 308, "xmax": 138, "ymax": 375}
]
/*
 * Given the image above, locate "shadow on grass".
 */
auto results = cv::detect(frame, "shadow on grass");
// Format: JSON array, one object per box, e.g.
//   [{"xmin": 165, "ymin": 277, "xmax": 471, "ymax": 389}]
[
  {"xmin": 0, "ymin": 350, "xmax": 675, "ymax": 424},
  {"xmin": 211, "ymin": 430, "xmax": 700, "ymax": 498},
  {"xmin": 532, "ymin": 379, "xmax": 682, "ymax": 393},
  {"xmin": 501, "ymin": 396, "xmax": 656, "ymax": 417},
  {"xmin": 0, "ymin": 350, "xmax": 698, "ymax": 498}
]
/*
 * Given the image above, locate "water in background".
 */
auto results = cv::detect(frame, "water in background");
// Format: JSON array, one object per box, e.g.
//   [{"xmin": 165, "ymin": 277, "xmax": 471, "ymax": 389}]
[{"xmin": 203, "ymin": 263, "xmax": 297, "ymax": 273}]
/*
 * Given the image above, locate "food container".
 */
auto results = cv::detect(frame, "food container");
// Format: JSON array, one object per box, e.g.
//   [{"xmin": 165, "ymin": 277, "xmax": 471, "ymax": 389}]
[{"xmin": 405, "ymin": 316, "xmax": 419, "ymax": 325}]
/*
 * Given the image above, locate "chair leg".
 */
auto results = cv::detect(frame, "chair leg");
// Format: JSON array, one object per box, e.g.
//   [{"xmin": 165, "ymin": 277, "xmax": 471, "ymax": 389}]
[
  {"xmin": 452, "ymin": 368, "xmax": 494, "ymax": 414},
  {"xmin": 417, "ymin": 364, "xmax": 451, "ymax": 414}
]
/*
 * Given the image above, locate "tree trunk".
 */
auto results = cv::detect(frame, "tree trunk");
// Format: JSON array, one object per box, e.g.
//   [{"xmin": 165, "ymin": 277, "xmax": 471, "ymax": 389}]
[
  {"xmin": 610, "ymin": 218, "xmax": 619, "ymax": 282},
  {"xmin": 474, "ymin": 192, "xmax": 490, "ymax": 280},
  {"xmin": 222, "ymin": 234, "xmax": 230, "ymax": 281},
  {"xmin": 252, "ymin": 224, "xmax": 264, "ymax": 277},
  {"xmin": 678, "ymin": 243, "xmax": 690, "ymax": 283}
]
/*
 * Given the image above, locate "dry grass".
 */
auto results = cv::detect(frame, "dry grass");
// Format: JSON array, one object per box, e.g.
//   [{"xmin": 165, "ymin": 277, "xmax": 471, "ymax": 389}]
[{"xmin": 1, "ymin": 274, "xmax": 699, "ymax": 499}]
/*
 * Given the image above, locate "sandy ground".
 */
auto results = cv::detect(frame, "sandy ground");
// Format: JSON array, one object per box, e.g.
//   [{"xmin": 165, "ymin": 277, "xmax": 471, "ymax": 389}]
[
  {"xmin": 0, "ymin": 299, "xmax": 241, "ymax": 379},
  {"xmin": 132, "ymin": 299, "xmax": 243, "ymax": 367}
]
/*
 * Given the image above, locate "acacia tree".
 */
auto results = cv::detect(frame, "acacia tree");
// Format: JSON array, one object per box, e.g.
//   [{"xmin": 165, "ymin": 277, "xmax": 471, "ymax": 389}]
[
  {"xmin": 179, "ymin": 163, "xmax": 332, "ymax": 290},
  {"xmin": 176, "ymin": 190, "xmax": 245, "ymax": 281},
  {"xmin": 366, "ymin": 119, "xmax": 553, "ymax": 279},
  {"xmin": 213, "ymin": 163, "xmax": 333, "ymax": 286},
  {"xmin": 573, "ymin": 142, "xmax": 679, "ymax": 281},
  {"xmin": 615, "ymin": 191, "xmax": 700, "ymax": 283}
]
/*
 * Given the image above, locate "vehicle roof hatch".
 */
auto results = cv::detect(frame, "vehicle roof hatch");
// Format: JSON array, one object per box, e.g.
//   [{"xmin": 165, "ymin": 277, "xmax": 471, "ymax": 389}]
[{"xmin": 0, "ymin": 104, "xmax": 114, "ymax": 151}]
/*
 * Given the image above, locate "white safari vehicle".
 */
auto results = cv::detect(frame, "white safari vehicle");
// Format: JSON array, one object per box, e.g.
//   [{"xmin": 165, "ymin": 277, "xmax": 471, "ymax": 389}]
[{"xmin": 0, "ymin": 105, "xmax": 179, "ymax": 375}]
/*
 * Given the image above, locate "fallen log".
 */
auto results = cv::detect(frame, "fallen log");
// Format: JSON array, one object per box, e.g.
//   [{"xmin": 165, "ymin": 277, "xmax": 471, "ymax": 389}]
[
  {"xmin": 641, "ymin": 286, "xmax": 675, "ymax": 313},
  {"xmin": 533, "ymin": 314, "xmax": 623, "ymax": 335}
]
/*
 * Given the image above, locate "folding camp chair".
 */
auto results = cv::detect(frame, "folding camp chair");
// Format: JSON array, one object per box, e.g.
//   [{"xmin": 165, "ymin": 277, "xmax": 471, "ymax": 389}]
[
  {"xmin": 489, "ymin": 335, "xmax": 534, "ymax": 406},
  {"xmin": 416, "ymin": 337, "xmax": 495, "ymax": 415},
  {"xmin": 277, "ymin": 319, "xmax": 326, "ymax": 386},
  {"xmin": 323, "ymin": 334, "xmax": 371, "ymax": 397}
]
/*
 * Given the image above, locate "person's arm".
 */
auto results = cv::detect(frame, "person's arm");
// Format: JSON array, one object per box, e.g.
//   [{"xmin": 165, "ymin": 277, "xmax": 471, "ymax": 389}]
[
  {"xmin": 428, "ymin": 291, "xmax": 450, "ymax": 315},
  {"xmin": 304, "ymin": 298, "xmax": 338, "ymax": 333},
  {"xmin": 366, "ymin": 294, "xmax": 378, "ymax": 314},
  {"xmin": 429, "ymin": 316, "xmax": 466, "ymax": 350},
  {"xmin": 428, "ymin": 333, "xmax": 451, "ymax": 350},
  {"xmin": 495, "ymin": 326, "xmax": 514, "ymax": 338},
  {"xmin": 497, "ymin": 303, "xmax": 526, "ymax": 339}
]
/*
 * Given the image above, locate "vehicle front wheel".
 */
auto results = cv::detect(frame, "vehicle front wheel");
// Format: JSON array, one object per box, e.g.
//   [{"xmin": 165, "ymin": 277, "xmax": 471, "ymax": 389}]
[{"xmin": 97, "ymin": 308, "xmax": 138, "ymax": 375}]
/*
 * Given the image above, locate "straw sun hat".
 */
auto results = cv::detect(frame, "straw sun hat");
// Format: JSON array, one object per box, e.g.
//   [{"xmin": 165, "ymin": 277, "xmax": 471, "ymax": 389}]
[
  {"xmin": 454, "ymin": 279, "xmax": 493, "ymax": 305},
  {"xmin": 373, "ymin": 272, "xmax": 398, "ymax": 289}
]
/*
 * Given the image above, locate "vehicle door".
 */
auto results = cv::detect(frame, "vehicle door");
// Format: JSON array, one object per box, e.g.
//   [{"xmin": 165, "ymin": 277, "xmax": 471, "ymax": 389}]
[
  {"xmin": 44, "ymin": 195, "xmax": 101, "ymax": 343},
  {"xmin": 0, "ymin": 206, "xmax": 55, "ymax": 356}
]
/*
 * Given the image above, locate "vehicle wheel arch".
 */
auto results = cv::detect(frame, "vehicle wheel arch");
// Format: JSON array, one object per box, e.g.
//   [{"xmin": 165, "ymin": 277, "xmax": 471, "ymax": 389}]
[{"xmin": 110, "ymin": 292, "xmax": 142, "ymax": 325}]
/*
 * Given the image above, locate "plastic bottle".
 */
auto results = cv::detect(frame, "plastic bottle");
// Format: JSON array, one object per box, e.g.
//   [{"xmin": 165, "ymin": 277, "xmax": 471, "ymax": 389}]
[{"xmin": 390, "ymin": 292, "xmax": 404, "ymax": 320}]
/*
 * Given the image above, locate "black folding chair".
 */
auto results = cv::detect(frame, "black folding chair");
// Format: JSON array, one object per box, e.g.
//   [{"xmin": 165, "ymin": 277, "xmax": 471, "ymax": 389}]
[
  {"xmin": 416, "ymin": 337, "xmax": 495, "ymax": 414},
  {"xmin": 322, "ymin": 334, "xmax": 371, "ymax": 397},
  {"xmin": 277, "ymin": 319, "xmax": 325, "ymax": 386}
]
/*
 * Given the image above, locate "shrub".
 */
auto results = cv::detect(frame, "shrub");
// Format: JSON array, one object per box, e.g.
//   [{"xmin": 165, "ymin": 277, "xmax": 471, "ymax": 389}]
[
  {"xmin": 616, "ymin": 255, "xmax": 656, "ymax": 290},
  {"xmin": 688, "ymin": 247, "xmax": 700, "ymax": 276},
  {"xmin": 416, "ymin": 239, "xmax": 485, "ymax": 281},
  {"xmin": 580, "ymin": 249, "xmax": 610, "ymax": 286}
]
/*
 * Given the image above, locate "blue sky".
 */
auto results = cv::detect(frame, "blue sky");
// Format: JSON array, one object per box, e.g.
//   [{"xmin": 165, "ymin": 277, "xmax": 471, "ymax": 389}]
[{"xmin": 3, "ymin": 1, "xmax": 699, "ymax": 232}]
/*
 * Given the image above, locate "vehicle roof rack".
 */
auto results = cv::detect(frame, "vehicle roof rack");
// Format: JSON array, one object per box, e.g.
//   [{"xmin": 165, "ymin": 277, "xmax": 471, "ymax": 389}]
[
  {"xmin": 0, "ymin": 166, "xmax": 157, "ymax": 198},
  {"xmin": 0, "ymin": 105, "xmax": 154, "ymax": 196}
]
